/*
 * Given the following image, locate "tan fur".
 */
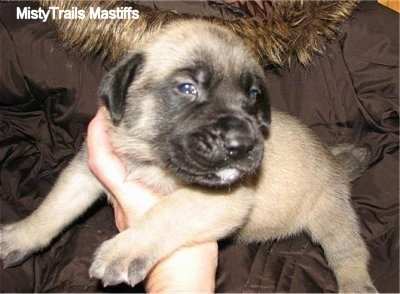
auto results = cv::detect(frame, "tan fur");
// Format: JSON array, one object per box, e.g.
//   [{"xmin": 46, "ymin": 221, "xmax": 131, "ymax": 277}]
[
  {"xmin": 40, "ymin": 0, "xmax": 358, "ymax": 66},
  {"xmin": 1, "ymin": 20, "xmax": 375, "ymax": 293}
]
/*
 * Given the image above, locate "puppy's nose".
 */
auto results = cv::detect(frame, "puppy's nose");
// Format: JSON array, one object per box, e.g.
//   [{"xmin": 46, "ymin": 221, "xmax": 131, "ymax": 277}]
[
  {"xmin": 224, "ymin": 129, "xmax": 254, "ymax": 158},
  {"xmin": 219, "ymin": 116, "xmax": 254, "ymax": 158}
]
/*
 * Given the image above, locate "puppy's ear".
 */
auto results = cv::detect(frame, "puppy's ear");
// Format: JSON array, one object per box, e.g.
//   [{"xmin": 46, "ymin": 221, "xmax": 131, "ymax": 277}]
[{"xmin": 100, "ymin": 53, "xmax": 144, "ymax": 125}]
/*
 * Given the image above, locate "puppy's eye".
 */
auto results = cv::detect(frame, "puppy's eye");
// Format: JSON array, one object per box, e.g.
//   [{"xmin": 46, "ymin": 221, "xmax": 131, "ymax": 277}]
[
  {"xmin": 249, "ymin": 89, "xmax": 260, "ymax": 100},
  {"xmin": 177, "ymin": 83, "xmax": 198, "ymax": 96}
]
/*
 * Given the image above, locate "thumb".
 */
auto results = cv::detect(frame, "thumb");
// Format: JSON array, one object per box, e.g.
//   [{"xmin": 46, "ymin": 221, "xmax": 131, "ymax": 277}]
[{"xmin": 87, "ymin": 108, "xmax": 127, "ymax": 193}]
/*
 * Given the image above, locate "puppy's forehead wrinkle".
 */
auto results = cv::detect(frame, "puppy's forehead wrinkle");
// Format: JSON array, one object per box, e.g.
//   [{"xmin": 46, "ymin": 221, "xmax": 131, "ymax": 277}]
[
  {"xmin": 138, "ymin": 22, "xmax": 254, "ymax": 80},
  {"xmin": 143, "ymin": 47, "xmax": 245, "ymax": 81},
  {"xmin": 171, "ymin": 63, "xmax": 214, "ymax": 85}
]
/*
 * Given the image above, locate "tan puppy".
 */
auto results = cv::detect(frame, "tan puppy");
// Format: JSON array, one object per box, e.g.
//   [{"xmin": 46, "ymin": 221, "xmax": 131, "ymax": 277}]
[{"xmin": 0, "ymin": 20, "xmax": 376, "ymax": 293}]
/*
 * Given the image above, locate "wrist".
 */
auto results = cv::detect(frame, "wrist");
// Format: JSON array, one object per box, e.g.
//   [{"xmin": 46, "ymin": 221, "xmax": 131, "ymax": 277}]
[{"xmin": 145, "ymin": 242, "xmax": 218, "ymax": 293}]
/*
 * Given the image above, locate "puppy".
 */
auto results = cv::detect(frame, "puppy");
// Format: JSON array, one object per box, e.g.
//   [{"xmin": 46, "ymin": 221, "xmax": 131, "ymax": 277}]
[{"xmin": 0, "ymin": 20, "xmax": 376, "ymax": 293}]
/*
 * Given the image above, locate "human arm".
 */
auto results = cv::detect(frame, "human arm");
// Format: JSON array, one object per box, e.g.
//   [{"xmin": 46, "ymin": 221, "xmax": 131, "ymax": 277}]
[{"xmin": 86, "ymin": 108, "xmax": 218, "ymax": 292}]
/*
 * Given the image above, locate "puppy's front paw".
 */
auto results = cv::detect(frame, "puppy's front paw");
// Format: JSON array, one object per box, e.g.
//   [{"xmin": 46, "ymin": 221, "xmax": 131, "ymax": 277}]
[
  {"xmin": 340, "ymin": 282, "xmax": 378, "ymax": 293},
  {"xmin": 0, "ymin": 224, "xmax": 36, "ymax": 268},
  {"xmin": 89, "ymin": 233, "xmax": 155, "ymax": 287}
]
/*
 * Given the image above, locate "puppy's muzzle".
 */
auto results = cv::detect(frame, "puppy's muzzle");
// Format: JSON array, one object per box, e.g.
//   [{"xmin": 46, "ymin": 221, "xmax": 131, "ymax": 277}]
[
  {"xmin": 167, "ymin": 113, "xmax": 264, "ymax": 186},
  {"xmin": 188, "ymin": 116, "xmax": 255, "ymax": 168}
]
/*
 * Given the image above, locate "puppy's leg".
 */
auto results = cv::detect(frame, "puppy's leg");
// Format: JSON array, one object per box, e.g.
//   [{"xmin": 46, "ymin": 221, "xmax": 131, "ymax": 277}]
[
  {"xmin": 0, "ymin": 149, "xmax": 103, "ymax": 267},
  {"xmin": 306, "ymin": 191, "xmax": 377, "ymax": 293},
  {"xmin": 89, "ymin": 187, "xmax": 252, "ymax": 287}
]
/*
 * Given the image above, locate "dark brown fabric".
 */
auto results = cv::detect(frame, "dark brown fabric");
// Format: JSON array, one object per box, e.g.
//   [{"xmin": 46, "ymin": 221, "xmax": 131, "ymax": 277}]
[{"xmin": 0, "ymin": 1, "xmax": 398, "ymax": 293}]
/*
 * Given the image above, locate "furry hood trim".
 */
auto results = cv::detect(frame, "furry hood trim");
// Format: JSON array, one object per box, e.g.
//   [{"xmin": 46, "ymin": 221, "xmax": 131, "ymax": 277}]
[{"xmin": 41, "ymin": 0, "xmax": 358, "ymax": 67}]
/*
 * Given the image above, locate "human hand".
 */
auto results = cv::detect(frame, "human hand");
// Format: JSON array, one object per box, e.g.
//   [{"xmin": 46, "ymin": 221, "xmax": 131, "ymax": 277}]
[
  {"xmin": 87, "ymin": 108, "xmax": 218, "ymax": 292},
  {"xmin": 87, "ymin": 108, "xmax": 158, "ymax": 229}
]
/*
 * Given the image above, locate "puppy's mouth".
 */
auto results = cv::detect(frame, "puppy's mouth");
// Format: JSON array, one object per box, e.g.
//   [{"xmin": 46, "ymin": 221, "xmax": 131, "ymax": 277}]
[
  {"xmin": 168, "ymin": 162, "xmax": 250, "ymax": 187},
  {"xmin": 165, "ymin": 140, "xmax": 264, "ymax": 187}
]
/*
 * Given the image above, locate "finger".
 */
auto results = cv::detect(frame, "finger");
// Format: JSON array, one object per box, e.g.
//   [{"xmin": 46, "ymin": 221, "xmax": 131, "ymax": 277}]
[
  {"xmin": 113, "ymin": 204, "xmax": 128, "ymax": 231},
  {"xmin": 87, "ymin": 108, "xmax": 127, "ymax": 193}
]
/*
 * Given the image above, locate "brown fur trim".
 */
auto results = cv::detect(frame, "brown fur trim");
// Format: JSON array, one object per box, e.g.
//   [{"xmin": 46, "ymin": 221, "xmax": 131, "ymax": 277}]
[{"xmin": 40, "ymin": 0, "xmax": 358, "ymax": 66}]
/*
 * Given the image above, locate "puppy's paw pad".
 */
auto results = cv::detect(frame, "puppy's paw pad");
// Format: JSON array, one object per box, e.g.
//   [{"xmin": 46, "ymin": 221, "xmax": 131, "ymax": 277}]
[
  {"xmin": 127, "ymin": 257, "xmax": 152, "ymax": 286},
  {"xmin": 0, "ymin": 224, "xmax": 34, "ymax": 267},
  {"xmin": 90, "ymin": 260, "xmax": 127, "ymax": 287},
  {"xmin": 340, "ymin": 283, "xmax": 378, "ymax": 293},
  {"xmin": 90, "ymin": 256, "xmax": 152, "ymax": 287},
  {"xmin": 363, "ymin": 284, "xmax": 378, "ymax": 293},
  {"xmin": 1, "ymin": 249, "xmax": 31, "ymax": 268}
]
